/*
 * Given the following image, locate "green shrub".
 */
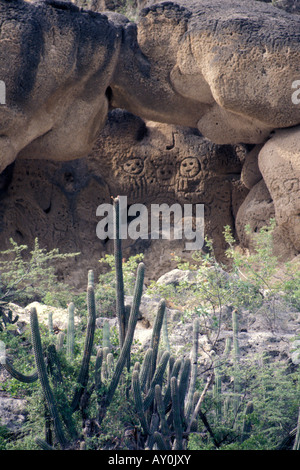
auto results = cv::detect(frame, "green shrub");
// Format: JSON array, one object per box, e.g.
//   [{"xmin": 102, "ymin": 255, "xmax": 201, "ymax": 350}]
[{"xmin": 0, "ymin": 238, "xmax": 79, "ymax": 307}]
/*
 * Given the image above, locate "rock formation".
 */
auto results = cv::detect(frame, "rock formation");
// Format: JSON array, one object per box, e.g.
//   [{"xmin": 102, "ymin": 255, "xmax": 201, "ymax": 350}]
[
  {"xmin": 0, "ymin": 0, "xmax": 300, "ymax": 284},
  {"xmin": 0, "ymin": 0, "xmax": 122, "ymax": 173},
  {"xmin": 0, "ymin": 109, "xmax": 249, "ymax": 285},
  {"xmin": 110, "ymin": 0, "xmax": 300, "ymax": 144}
]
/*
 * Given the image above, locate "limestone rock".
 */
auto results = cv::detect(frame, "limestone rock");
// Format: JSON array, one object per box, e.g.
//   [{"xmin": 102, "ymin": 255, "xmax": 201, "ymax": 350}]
[
  {"xmin": 0, "ymin": 0, "xmax": 122, "ymax": 173},
  {"xmin": 156, "ymin": 269, "xmax": 197, "ymax": 287},
  {"xmin": 258, "ymin": 126, "xmax": 300, "ymax": 253},
  {"xmin": 241, "ymin": 144, "xmax": 263, "ymax": 190},
  {"xmin": 236, "ymin": 179, "xmax": 275, "ymax": 248},
  {"xmin": 0, "ymin": 110, "xmax": 248, "ymax": 286},
  {"xmin": 111, "ymin": 0, "xmax": 300, "ymax": 144},
  {"xmin": 273, "ymin": 0, "xmax": 300, "ymax": 14},
  {"xmin": 0, "ymin": 394, "xmax": 27, "ymax": 433}
]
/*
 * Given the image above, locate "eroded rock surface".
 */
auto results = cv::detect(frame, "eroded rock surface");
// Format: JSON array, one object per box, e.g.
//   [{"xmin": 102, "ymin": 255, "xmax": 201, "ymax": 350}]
[
  {"xmin": 111, "ymin": 0, "xmax": 300, "ymax": 144},
  {"xmin": 0, "ymin": 0, "xmax": 122, "ymax": 173},
  {"xmin": 0, "ymin": 110, "xmax": 248, "ymax": 285}
]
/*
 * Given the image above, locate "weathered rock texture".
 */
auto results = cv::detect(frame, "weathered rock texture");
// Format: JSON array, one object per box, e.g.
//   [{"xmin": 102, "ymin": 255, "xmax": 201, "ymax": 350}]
[
  {"xmin": 0, "ymin": 110, "xmax": 249, "ymax": 285},
  {"xmin": 0, "ymin": 0, "xmax": 300, "ymax": 281},
  {"xmin": 110, "ymin": 0, "xmax": 300, "ymax": 144},
  {"xmin": 0, "ymin": 0, "xmax": 122, "ymax": 173}
]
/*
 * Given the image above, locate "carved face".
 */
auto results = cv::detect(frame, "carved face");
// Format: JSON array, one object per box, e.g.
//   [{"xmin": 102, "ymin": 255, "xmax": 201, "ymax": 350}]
[
  {"xmin": 179, "ymin": 157, "xmax": 201, "ymax": 178},
  {"xmin": 122, "ymin": 158, "xmax": 144, "ymax": 175}
]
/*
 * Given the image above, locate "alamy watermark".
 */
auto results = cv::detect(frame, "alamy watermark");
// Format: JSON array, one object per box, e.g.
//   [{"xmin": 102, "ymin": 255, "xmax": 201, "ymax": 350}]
[
  {"xmin": 96, "ymin": 196, "xmax": 204, "ymax": 250},
  {"xmin": 0, "ymin": 80, "xmax": 6, "ymax": 105},
  {"xmin": 0, "ymin": 340, "xmax": 6, "ymax": 365},
  {"xmin": 292, "ymin": 80, "xmax": 300, "ymax": 105}
]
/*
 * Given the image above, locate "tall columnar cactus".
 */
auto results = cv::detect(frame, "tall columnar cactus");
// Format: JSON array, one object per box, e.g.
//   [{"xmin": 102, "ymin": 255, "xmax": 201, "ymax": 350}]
[
  {"xmin": 185, "ymin": 318, "xmax": 199, "ymax": 421},
  {"xmin": 143, "ymin": 350, "xmax": 170, "ymax": 412},
  {"xmin": 113, "ymin": 197, "xmax": 127, "ymax": 349},
  {"xmin": 154, "ymin": 384, "xmax": 170, "ymax": 447},
  {"xmin": 241, "ymin": 401, "xmax": 254, "ymax": 443},
  {"xmin": 213, "ymin": 357, "xmax": 222, "ymax": 421},
  {"xmin": 232, "ymin": 308, "xmax": 241, "ymax": 412},
  {"xmin": 139, "ymin": 348, "xmax": 153, "ymax": 393},
  {"xmin": 97, "ymin": 262, "xmax": 145, "ymax": 425},
  {"xmin": 66, "ymin": 302, "xmax": 75, "ymax": 359},
  {"xmin": 30, "ymin": 307, "xmax": 69, "ymax": 449},
  {"xmin": 87, "ymin": 269, "xmax": 94, "ymax": 288},
  {"xmin": 171, "ymin": 376, "xmax": 183, "ymax": 450},
  {"xmin": 232, "ymin": 309, "xmax": 240, "ymax": 364},
  {"xmin": 102, "ymin": 319, "xmax": 111, "ymax": 350},
  {"xmin": 132, "ymin": 370, "xmax": 150, "ymax": 435},
  {"xmin": 149, "ymin": 299, "xmax": 166, "ymax": 386},
  {"xmin": 48, "ymin": 311, "xmax": 54, "ymax": 335},
  {"xmin": 71, "ymin": 281, "xmax": 96, "ymax": 412}
]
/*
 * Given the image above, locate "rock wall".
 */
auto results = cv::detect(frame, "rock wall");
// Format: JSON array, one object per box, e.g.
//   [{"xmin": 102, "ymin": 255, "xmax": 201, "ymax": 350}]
[
  {"xmin": 0, "ymin": 0, "xmax": 300, "ymax": 287},
  {"xmin": 0, "ymin": 109, "xmax": 249, "ymax": 286}
]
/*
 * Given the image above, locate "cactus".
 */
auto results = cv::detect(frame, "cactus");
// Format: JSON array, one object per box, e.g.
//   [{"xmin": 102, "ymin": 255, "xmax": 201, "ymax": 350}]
[
  {"xmin": 87, "ymin": 269, "xmax": 94, "ymax": 288},
  {"xmin": 232, "ymin": 309, "xmax": 241, "ymax": 414},
  {"xmin": 232, "ymin": 309, "xmax": 240, "ymax": 364},
  {"xmin": 48, "ymin": 312, "xmax": 54, "ymax": 334},
  {"xmin": 213, "ymin": 357, "xmax": 222, "ymax": 421},
  {"xmin": 56, "ymin": 332, "xmax": 65, "ymax": 352},
  {"xmin": 170, "ymin": 376, "xmax": 183, "ymax": 450},
  {"xmin": 143, "ymin": 350, "xmax": 170, "ymax": 412},
  {"xmin": 71, "ymin": 282, "xmax": 96, "ymax": 412},
  {"xmin": 163, "ymin": 357, "xmax": 182, "ymax": 412},
  {"xmin": 149, "ymin": 299, "xmax": 166, "ymax": 384},
  {"xmin": 132, "ymin": 370, "xmax": 150, "ymax": 435},
  {"xmin": 162, "ymin": 307, "xmax": 170, "ymax": 352},
  {"xmin": 95, "ymin": 347, "xmax": 103, "ymax": 394},
  {"xmin": 241, "ymin": 401, "xmax": 254, "ymax": 443},
  {"xmin": 139, "ymin": 348, "xmax": 153, "ymax": 393},
  {"xmin": 66, "ymin": 302, "xmax": 75, "ymax": 359},
  {"xmin": 102, "ymin": 319, "xmax": 111, "ymax": 350},
  {"xmin": 185, "ymin": 318, "xmax": 199, "ymax": 421},
  {"xmin": 46, "ymin": 344, "xmax": 78, "ymax": 440},
  {"xmin": 35, "ymin": 437, "xmax": 55, "ymax": 450},
  {"xmin": 153, "ymin": 431, "xmax": 169, "ymax": 450},
  {"xmin": 113, "ymin": 197, "xmax": 127, "ymax": 349},
  {"xmin": 178, "ymin": 358, "xmax": 191, "ymax": 418},
  {"xmin": 30, "ymin": 307, "xmax": 69, "ymax": 449},
  {"xmin": 97, "ymin": 262, "xmax": 145, "ymax": 425},
  {"xmin": 2, "ymin": 358, "xmax": 38, "ymax": 383},
  {"xmin": 155, "ymin": 384, "xmax": 171, "ymax": 447}
]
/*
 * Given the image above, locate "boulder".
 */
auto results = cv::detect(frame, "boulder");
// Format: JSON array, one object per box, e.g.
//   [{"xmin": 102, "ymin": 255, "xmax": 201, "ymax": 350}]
[
  {"xmin": 258, "ymin": 126, "xmax": 300, "ymax": 253},
  {"xmin": 111, "ymin": 0, "xmax": 300, "ymax": 144},
  {"xmin": 0, "ymin": 0, "xmax": 122, "ymax": 173},
  {"xmin": 0, "ymin": 393, "xmax": 27, "ymax": 433}
]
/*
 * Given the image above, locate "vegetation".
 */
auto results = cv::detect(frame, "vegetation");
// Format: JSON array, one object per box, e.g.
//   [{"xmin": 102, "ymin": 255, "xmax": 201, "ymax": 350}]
[{"xmin": 0, "ymin": 211, "xmax": 300, "ymax": 450}]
